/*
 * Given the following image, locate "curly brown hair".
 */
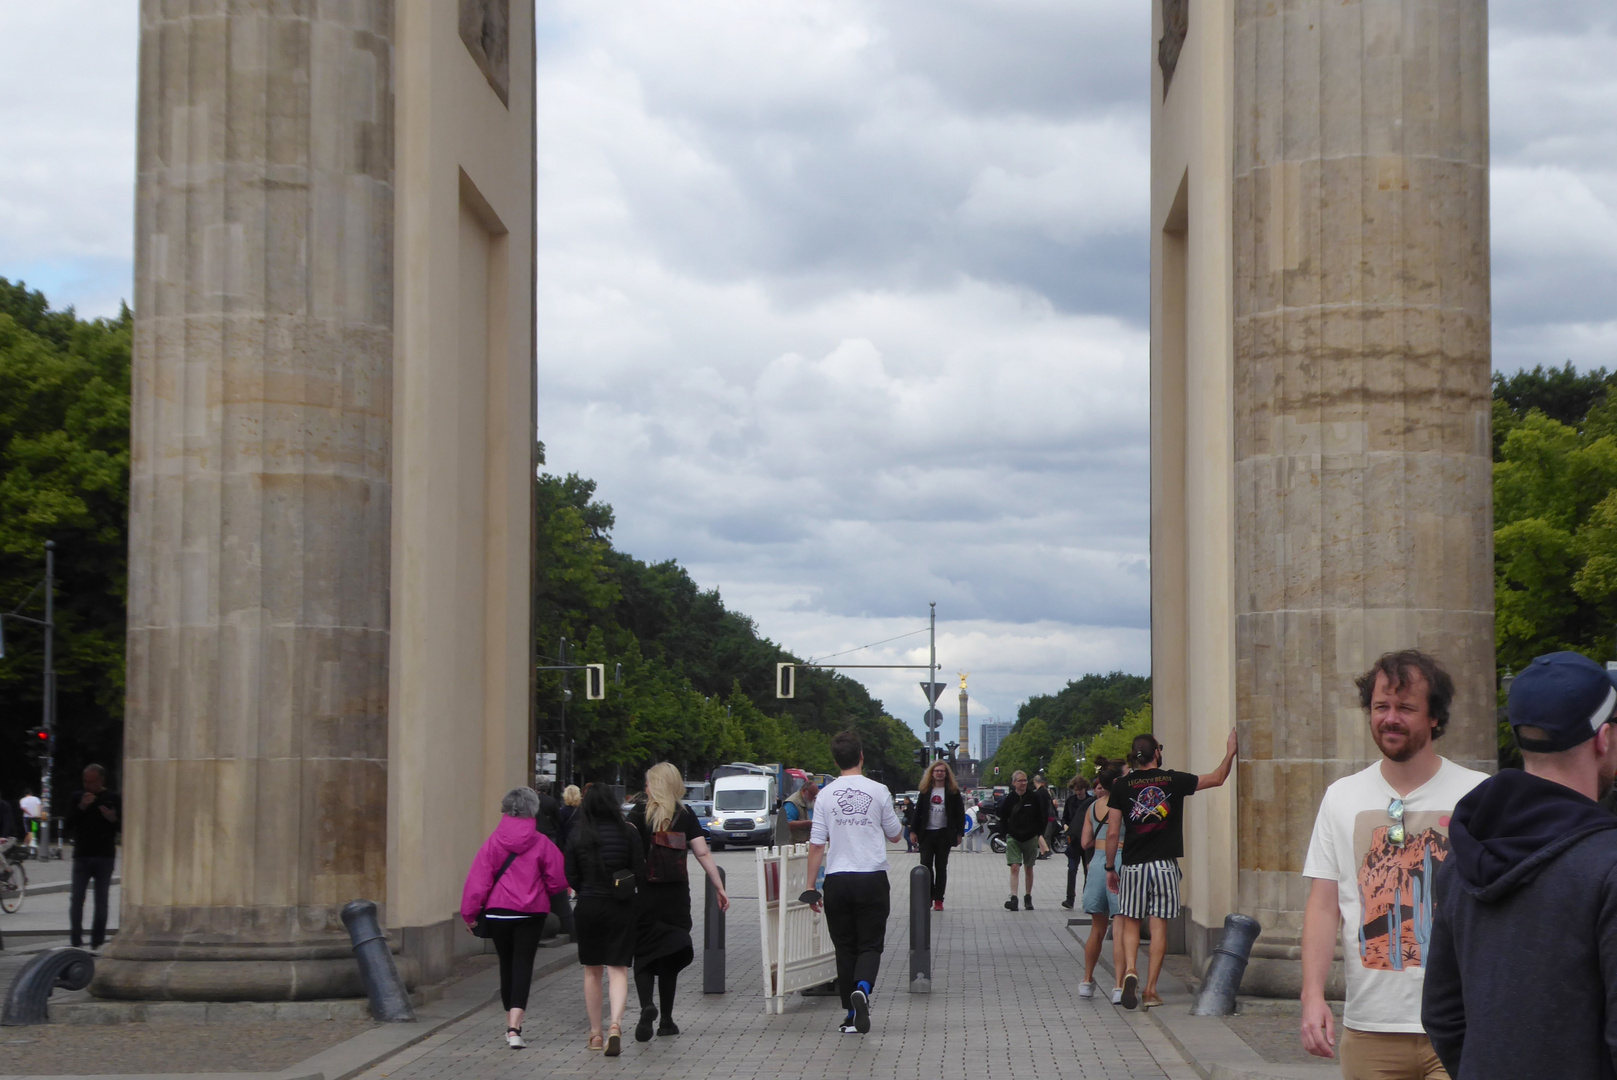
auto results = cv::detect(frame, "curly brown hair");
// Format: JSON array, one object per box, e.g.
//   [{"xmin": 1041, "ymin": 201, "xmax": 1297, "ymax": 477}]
[{"xmin": 1355, "ymin": 650, "xmax": 1454, "ymax": 739}]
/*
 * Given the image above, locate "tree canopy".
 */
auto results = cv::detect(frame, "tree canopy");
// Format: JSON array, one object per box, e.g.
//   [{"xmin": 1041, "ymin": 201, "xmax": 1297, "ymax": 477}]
[{"xmin": 982, "ymin": 671, "xmax": 1152, "ymax": 787}]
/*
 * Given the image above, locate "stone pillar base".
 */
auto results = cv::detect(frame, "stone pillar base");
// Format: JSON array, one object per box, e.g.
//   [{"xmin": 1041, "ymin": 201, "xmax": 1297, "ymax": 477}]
[{"xmin": 91, "ymin": 942, "xmax": 419, "ymax": 1002}]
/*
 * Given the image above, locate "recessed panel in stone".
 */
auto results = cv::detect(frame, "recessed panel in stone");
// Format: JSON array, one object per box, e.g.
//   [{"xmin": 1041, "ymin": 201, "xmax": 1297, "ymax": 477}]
[{"xmin": 1159, "ymin": 0, "xmax": 1187, "ymax": 97}]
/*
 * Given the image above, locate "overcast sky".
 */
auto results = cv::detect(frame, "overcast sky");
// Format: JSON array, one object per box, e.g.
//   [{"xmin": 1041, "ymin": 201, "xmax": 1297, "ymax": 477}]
[{"xmin": 1, "ymin": 2, "xmax": 1612, "ymax": 746}]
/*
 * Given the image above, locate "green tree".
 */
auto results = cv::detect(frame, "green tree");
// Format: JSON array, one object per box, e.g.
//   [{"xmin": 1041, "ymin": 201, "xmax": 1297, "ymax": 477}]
[
  {"xmin": 0, "ymin": 279, "xmax": 130, "ymax": 803},
  {"xmin": 1078, "ymin": 703, "xmax": 1153, "ymax": 780}
]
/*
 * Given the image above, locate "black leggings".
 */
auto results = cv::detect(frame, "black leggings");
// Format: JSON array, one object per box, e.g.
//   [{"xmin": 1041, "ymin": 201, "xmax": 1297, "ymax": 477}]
[
  {"xmin": 635, "ymin": 964, "xmax": 680, "ymax": 1021},
  {"xmin": 489, "ymin": 916, "xmax": 546, "ymax": 1012},
  {"xmin": 918, "ymin": 829, "xmax": 953, "ymax": 901}
]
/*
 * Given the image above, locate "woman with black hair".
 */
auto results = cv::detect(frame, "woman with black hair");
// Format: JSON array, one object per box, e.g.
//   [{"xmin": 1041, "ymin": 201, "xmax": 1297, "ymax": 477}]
[{"xmin": 565, "ymin": 784, "xmax": 645, "ymax": 1056}]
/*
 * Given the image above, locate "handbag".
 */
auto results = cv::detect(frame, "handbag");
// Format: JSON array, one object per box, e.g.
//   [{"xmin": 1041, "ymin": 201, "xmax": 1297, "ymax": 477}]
[
  {"xmin": 645, "ymin": 830, "xmax": 689, "ymax": 884},
  {"xmin": 611, "ymin": 868, "xmax": 637, "ymax": 897},
  {"xmin": 472, "ymin": 852, "xmax": 520, "ymax": 938}
]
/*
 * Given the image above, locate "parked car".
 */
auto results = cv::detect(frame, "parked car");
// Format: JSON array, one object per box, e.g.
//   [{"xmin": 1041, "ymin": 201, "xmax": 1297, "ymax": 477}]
[{"xmin": 689, "ymin": 800, "xmax": 717, "ymax": 845}]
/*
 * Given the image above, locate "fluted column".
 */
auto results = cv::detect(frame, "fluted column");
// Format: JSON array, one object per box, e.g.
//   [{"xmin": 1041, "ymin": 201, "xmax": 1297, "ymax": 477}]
[
  {"xmin": 1232, "ymin": 0, "xmax": 1494, "ymax": 965},
  {"xmin": 98, "ymin": 1, "xmax": 394, "ymax": 1000}
]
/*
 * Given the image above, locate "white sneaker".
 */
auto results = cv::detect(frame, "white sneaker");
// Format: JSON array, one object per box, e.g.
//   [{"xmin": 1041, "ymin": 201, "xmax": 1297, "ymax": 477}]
[
  {"xmin": 1078, "ymin": 980, "xmax": 1095, "ymax": 999},
  {"xmin": 1111, "ymin": 987, "xmax": 1124, "ymax": 1005},
  {"xmin": 506, "ymin": 1029, "xmax": 526, "ymax": 1049}
]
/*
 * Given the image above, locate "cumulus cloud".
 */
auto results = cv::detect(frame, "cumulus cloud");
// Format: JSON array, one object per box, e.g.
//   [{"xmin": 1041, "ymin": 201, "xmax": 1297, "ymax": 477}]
[{"xmin": 2, "ymin": 2, "xmax": 1613, "ymax": 736}]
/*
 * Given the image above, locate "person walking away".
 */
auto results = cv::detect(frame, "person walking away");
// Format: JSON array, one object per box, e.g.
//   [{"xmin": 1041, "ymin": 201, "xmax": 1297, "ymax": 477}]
[
  {"xmin": 784, "ymin": 777, "xmax": 820, "ymax": 843},
  {"xmin": 908, "ymin": 759, "xmax": 964, "ymax": 911},
  {"xmin": 1061, "ymin": 772, "xmax": 1095, "ymax": 910},
  {"xmin": 802, "ymin": 730, "xmax": 905, "ymax": 1035},
  {"xmin": 1105, "ymin": 729, "xmax": 1236, "ymax": 1009},
  {"xmin": 1420, "ymin": 651, "xmax": 1617, "ymax": 1080},
  {"xmin": 1298, "ymin": 650, "xmax": 1486, "ymax": 1077},
  {"xmin": 558, "ymin": 784, "xmax": 582, "ymax": 846},
  {"xmin": 566, "ymin": 784, "xmax": 644, "ymax": 1056},
  {"xmin": 19, "ymin": 789, "xmax": 42, "ymax": 853},
  {"xmin": 460, "ymin": 787, "xmax": 568, "ymax": 1049},
  {"xmin": 997, "ymin": 771, "xmax": 1044, "ymax": 910},
  {"xmin": 1078, "ymin": 760, "xmax": 1129, "ymax": 1002},
  {"xmin": 67, "ymin": 765, "xmax": 120, "ymax": 952},
  {"xmin": 531, "ymin": 779, "xmax": 574, "ymax": 940},
  {"xmin": 899, "ymin": 797, "xmax": 917, "ymax": 852},
  {"xmin": 626, "ymin": 762, "xmax": 730, "ymax": 1042},
  {"xmin": 1034, "ymin": 774, "xmax": 1057, "ymax": 859}
]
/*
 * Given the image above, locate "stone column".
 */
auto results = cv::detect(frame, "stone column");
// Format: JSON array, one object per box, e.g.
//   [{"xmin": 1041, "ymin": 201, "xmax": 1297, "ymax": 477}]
[
  {"xmin": 1231, "ymin": 0, "xmax": 1494, "ymax": 990},
  {"xmin": 98, "ymin": 4, "xmax": 394, "ymax": 1000}
]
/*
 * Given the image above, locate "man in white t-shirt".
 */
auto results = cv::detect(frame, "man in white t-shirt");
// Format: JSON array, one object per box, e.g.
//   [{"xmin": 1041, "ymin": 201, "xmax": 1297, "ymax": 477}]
[
  {"xmin": 803, "ymin": 731, "xmax": 905, "ymax": 1036},
  {"xmin": 1300, "ymin": 650, "xmax": 1488, "ymax": 1079},
  {"xmin": 18, "ymin": 790, "xmax": 42, "ymax": 851}
]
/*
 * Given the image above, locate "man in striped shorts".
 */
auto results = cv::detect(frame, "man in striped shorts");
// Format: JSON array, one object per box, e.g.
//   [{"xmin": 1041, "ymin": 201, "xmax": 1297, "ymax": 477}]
[{"xmin": 1104, "ymin": 728, "xmax": 1237, "ymax": 1009}]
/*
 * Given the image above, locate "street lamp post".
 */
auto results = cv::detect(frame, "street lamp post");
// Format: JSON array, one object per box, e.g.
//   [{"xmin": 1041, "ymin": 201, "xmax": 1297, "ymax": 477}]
[{"xmin": 1, "ymin": 541, "xmax": 56, "ymax": 836}]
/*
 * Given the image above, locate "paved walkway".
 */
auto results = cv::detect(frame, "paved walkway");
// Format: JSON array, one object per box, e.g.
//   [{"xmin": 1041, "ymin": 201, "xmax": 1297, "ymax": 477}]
[{"xmin": 353, "ymin": 846, "xmax": 1195, "ymax": 1080}]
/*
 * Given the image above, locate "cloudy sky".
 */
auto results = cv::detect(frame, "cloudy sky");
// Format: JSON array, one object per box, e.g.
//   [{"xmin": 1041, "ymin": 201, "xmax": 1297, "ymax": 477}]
[{"xmin": 2, "ymin": 2, "xmax": 1613, "ymax": 745}]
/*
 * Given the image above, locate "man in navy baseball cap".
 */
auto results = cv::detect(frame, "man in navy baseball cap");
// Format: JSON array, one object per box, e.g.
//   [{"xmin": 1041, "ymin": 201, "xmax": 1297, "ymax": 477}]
[{"xmin": 1421, "ymin": 650, "xmax": 1617, "ymax": 1079}]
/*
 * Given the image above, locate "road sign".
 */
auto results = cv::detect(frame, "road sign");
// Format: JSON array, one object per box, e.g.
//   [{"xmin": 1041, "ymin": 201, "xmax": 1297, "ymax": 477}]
[
  {"xmin": 920, "ymin": 681, "xmax": 947, "ymax": 705},
  {"xmin": 922, "ymin": 709, "xmax": 943, "ymax": 729}
]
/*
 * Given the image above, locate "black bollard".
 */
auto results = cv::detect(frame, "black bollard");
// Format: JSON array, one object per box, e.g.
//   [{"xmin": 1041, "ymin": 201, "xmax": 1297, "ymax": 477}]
[
  {"xmin": 2, "ymin": 947, "xmax": 94, "ymax": 1026},
  {"xmin": 703, "ymin": 865, "xmax": 727, "ymax": 994},
  {"xmin": 908, "ymin": 864, "xmax": 931, "ymax": 993},
  {"xmin": 1190, "ymin": 913, "xmax": 1263, "ymax": 1016},
  {"xmin": 341, "ymin": 899, "xmax": 416, "ymax": 1023}
]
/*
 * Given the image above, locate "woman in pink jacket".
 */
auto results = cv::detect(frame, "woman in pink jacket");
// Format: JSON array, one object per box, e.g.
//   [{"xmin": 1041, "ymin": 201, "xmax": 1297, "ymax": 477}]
[{"xmin": 461, "ymin": 787, "xmax": 568, "ymax": 1049}]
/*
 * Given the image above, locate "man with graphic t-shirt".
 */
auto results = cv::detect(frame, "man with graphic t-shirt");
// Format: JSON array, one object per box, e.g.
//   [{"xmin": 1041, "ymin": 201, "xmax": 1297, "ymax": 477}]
[
  {"xmin": 1299, "ymin": 651, "xmax": 1486, "ymax": 1080},
  {"xmin": 1104, "ymin": 727, "xmax": 1237, "ymax": 1010},
  {"xmin": 802, "ymin": 731, "xmax": 905, "ymax": 1036}
]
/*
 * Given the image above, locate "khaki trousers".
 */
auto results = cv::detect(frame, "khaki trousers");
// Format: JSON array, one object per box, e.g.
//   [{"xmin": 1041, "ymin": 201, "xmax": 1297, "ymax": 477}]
[{"xmin": 1339, "ymin": 1028, "xmax": 1449, "ymax": 1080}]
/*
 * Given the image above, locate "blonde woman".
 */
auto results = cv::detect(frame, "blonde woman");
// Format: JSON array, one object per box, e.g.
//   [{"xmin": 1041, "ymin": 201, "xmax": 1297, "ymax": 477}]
[{"xmin": 624, "ymin": 763, "xmax": 729, "ymax": 1042}]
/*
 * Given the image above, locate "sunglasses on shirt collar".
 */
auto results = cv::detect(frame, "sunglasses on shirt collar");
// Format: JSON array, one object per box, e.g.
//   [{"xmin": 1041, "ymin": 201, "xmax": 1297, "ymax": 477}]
[{"xmin": 1387, "ymin": 798, "xmax": 1406, "ymax": 847}]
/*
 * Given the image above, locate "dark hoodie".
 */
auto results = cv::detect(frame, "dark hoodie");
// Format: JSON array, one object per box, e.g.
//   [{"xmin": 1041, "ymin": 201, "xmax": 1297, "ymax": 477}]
[{"xmin": 1422, "ymin": 768, "xmax": 1617, "ymax": 1080}]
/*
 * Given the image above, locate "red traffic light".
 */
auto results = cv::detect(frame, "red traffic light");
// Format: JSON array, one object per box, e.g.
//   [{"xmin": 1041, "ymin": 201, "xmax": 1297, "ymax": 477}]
[{"xmin": 25, "ymin": 727, "xmax": 48, "ymax": 742}]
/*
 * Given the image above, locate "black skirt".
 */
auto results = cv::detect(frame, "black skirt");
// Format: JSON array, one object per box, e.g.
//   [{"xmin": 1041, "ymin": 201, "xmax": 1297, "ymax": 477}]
[
  {"xmin": 574, "ymin": 895, "xmax": 636, "ymax": 967},
  {"xmin": 633, "ymin": 881, "xmax": 694, "ymax": 976}
]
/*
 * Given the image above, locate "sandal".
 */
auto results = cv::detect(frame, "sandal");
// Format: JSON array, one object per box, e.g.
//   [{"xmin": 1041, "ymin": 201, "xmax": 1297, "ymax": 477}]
[
  {"xmin": 605, "ymin": 1024, "xmax": 622, "ymax": 1057},
  {"xmin": 588, "ymin": 1030, "xmax": 605, "ymax": 1051}
]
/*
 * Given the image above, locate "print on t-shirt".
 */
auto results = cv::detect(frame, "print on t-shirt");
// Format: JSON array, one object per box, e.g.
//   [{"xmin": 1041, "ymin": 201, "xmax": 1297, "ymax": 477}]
[
  {"xmin": 836, "ymin": 788, "xmax": 874, "ymax": 816},
  {"xmin": 1128, "ymin": 784, "xmax": 1173, "ymax": 830},
  {"xmin": 1352, "ymin": 810, "xmax": 1450, "ymax": 972}
]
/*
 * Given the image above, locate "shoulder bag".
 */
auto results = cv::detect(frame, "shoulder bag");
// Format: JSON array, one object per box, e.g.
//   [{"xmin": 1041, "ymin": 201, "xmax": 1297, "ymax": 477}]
[{"xmin": 472, "ymin": 852, "xmax": 520, "ymax": 938}]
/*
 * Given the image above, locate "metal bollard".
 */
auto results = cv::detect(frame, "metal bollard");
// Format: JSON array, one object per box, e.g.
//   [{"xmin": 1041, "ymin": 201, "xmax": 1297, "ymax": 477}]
[
  {"xmin": 1190, "ymin": 913, "xmax": 1263, "ymax": 1016},
  {"xmin": 908, "ymin": 864, "xmax": 931, "ymax": 993},
  {"xmin": 703, "ymin": 865, "xmax": 727, "ymax": 994},
  {"xmin": 2, "ymin": 947, "xmax": 94, "ymax": 1026},
  {"xmin": 341, "ymin": 899, "xmax": 416, "ymax": 1023}
]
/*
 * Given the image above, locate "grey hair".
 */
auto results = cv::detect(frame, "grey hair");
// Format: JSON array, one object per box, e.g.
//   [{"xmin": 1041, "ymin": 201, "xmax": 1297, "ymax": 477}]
[{"xmin": 501, "ymin": 787, "xmax": 541, "ymax": 818}]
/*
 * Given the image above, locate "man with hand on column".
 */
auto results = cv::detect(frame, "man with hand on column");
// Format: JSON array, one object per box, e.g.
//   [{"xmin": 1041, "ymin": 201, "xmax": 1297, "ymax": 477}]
[
  {"xmin": 1105, "ymin": 727, "xmax": 1237, "ymax": 1009},
  {"xmin": 802, "ymin": 731, "xmax": 905, "ymax": 1035},
  {"xmin": 1299, "ymin": 650, "xmax": 1486, "ymax": 1079},
  {"xmin": 1421, "ymin": 652, "xmax": 1617, "ymax": 1080}
]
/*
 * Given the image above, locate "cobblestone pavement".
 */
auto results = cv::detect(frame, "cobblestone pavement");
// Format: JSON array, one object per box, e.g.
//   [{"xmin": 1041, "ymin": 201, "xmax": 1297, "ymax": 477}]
[
  {"xmin": 0, "ymin": 1021, "xmax": 375, "ymax": 1075},
  {"xmin": 354, "ymin": 846, "xmax": 1193, "ymax": 1080}
]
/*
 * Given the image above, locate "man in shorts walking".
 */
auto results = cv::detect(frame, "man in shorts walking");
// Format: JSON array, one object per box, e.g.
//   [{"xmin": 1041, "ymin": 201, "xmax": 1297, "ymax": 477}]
[
  {"xmin": 997, "ymin": 771, "xmax": 1046, "ymax": 910},
  {"xmin": 1105, "ymin": 728, "xmax": 1236, "ymax": 1008}
]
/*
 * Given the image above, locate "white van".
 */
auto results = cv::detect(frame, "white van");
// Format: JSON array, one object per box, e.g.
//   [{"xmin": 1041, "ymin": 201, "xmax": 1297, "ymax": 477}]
[{"xmin": 710, "ymin": 766, "xmax": 778, "ymax": 848}]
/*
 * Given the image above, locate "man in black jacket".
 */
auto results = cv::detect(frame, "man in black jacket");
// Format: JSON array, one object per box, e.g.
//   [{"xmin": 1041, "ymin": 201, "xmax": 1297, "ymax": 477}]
[
  {"xmin": 1422, "ymin": 652, "xmax": 1617, "ymax": 1079},
  {"xmin": 996, "ymin": 771, "xmax": 1046, "ymax": 911},
  {"xmin": 67, "ymin": 764, "xmax": 120, "ymax": 951}
]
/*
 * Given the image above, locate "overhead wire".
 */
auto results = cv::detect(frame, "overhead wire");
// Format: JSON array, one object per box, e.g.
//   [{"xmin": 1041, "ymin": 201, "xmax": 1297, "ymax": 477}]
[{"xmin": 808, "ymin": 626, "xmax": 930, "ymax": 664}]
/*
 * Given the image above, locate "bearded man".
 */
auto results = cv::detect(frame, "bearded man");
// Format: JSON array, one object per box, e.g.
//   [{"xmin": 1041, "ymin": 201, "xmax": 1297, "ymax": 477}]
[{"xmin": 1298, "ymin": 651, "xmax": 1487, "ymax": 1080}]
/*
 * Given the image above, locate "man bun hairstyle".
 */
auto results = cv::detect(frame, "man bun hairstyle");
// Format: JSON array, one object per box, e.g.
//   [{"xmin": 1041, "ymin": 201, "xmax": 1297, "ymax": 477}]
[
  {"xmin": 1095, "ymin": 761, "xmax": 1124, "ymax": 791},
  {"xmin": 1129, "ymin": 734, "xmax": 1160, "ymax": 767},
  {"xmin": 831, "ymin": 730, "xmax": 863, "ymax": 771},
  {"xmin": 1355, "ymin": 649, "xmax": 1454, "ymax": 739}
]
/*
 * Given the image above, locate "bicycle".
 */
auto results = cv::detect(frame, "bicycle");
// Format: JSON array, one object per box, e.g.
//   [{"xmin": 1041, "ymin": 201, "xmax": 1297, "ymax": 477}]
[{"xmin": 0, "ymin": 841, "xmax": 29, "ymax": 914}]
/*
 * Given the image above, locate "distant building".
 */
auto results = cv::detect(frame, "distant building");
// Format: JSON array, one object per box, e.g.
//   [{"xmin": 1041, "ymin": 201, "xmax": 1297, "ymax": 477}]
[{"xmin": 979, "ymin": 721, "xmax": 1013, "ymax": 763}]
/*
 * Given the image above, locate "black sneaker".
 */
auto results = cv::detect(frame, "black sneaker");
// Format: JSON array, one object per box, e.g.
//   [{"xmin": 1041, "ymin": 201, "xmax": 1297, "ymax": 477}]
[
  {"xmin": 1060, "ymin": 898, "xmax": 1075, "ymax": 909},
  {"xmin": 657, "ymin": 1020, "xmax": 680, "ymax": 1037},
  {"xmin": 1023, "ymin": 894, "xmax": 1034, "ymax": 910},
  {"xmin": 851, "ymin": 988, "xmax": 871, "ymax": 1034},
  {"xmin": 1005, "ymin": 895, "xmax": 1019, "ymax": 911},
  {"xmin": 635, "ymin": 1006, "xmax": 657, "ymax": 1042}
]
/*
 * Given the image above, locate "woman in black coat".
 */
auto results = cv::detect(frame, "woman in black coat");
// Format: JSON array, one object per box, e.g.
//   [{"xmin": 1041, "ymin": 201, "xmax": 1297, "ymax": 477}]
[
  {"xmin": 907, "ymin": 759, "xmax": 966, "ymax": 910},
  {"xmin": 565, "ymin": 784, "xmax": 644, "ymax": 1057}
]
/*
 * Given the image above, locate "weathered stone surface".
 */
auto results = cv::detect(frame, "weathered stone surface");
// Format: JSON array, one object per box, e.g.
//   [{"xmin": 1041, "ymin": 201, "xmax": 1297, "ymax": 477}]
[
  {"xmin": 1231, "ymin": 0, "xmax": 1494, "ymax": 943},
  {"xmin": 101, "ymin": 1, "xmax": 394, "ymax": 1000}
]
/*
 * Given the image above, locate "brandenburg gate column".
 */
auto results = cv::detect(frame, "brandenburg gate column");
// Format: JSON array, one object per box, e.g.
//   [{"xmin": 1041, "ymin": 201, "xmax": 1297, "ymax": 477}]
[
  {"xmin": 1153, "ymin": 0, "xmax": 1495, "ymax": 992},
  {"xmin": 99, "ymin": 3, "xmax": 394, "ymax": 999}
]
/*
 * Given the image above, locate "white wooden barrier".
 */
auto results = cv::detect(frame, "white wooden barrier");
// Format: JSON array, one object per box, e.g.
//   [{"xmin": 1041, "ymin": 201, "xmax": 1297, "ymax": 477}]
[{"xmin": 756, "ymin": 843, "xmax": 837, "ymax": 1014}]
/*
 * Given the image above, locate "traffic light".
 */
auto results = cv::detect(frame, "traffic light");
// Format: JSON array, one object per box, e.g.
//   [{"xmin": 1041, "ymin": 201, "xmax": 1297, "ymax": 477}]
[
  {"xmin": 776, "ymin": 663, "xmax": 795, "ymax": 699},
  {"xmin": 585, "ymin": 663, "xmax": 606, "ymax": 700},
  {"xmin": 913, "ymin": 747, "xmax": 925, "ymax": 767},
  {"xmin": 24, "ymin": 727, "xmax": 47, "ymax": 744}
]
